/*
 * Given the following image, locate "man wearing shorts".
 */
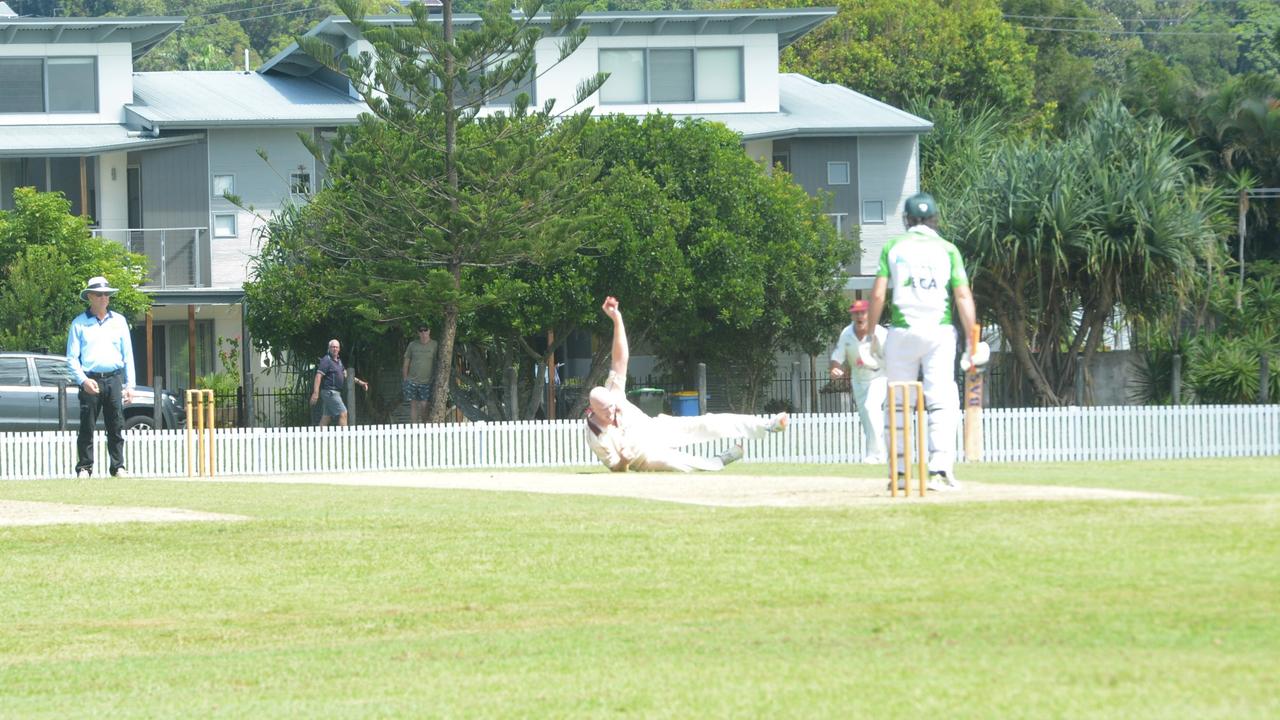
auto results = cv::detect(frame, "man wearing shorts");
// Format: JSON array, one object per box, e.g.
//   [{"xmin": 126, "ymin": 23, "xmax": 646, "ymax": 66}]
[
  {"xmin": 866, "ymin": 193, "xmax": 977, "ymax": 489},
  {"xmin": 585, "ymin": 296, "xmax": 788, "ymax": 472},
  {"xmin": 310, "ymin": 339, "xmax": 369, "ymax": 427},
  {"xmin": 402, "ymin": 324, "xmax": 437, "ymax": 423}
]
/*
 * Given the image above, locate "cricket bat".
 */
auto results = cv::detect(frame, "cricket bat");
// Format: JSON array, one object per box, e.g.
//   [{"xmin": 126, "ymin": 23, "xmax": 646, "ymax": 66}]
[{"xmin": 963, "ymin": 324, "xmax": 984, "ymax": 462}]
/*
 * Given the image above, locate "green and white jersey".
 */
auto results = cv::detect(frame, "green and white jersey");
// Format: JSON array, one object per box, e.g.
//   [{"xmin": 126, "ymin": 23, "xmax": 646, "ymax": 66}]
[{"xmin": 876, "ymin": 225, "xmax": 969, "ymax": 328}]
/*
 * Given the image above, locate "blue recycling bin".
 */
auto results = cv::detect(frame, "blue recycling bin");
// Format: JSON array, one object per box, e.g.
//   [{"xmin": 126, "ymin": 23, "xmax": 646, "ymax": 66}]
[{"xmin": 671, "ymin": 391, "xmax": 700, "ymax": 416}]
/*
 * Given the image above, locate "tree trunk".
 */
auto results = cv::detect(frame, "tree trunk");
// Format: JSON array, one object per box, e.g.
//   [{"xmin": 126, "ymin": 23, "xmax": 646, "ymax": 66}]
[
  {"xmin": 998, "ymin": 306, "xmax": 1062, "ymax": 406},
  {"xmin": 1069, "ymin": 282, "xmax": 1113, "ymax": 405},
  {"xmin": 428, "ymin": 0, "xmax": 458, "ymax": 425},
  {"xmin": 428, "ymin": 263, "xmax": 461, "ymax": 423}
]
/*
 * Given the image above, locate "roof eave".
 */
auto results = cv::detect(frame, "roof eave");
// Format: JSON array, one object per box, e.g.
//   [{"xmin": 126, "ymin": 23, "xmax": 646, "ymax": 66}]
[
  {"xmin": 133, "ymin": 117, "xmax": 366, "ymax": 130},
  {"xmin": 0, "ymin": 16, "xmax": 184, "ymax": 60},
  {"xmin": 0, "ymin": 131, "xmax": 205, "ymax": 158},
  {"xmin": 735, "ymin": 125, "xmax": 933, "ymax": 141}
]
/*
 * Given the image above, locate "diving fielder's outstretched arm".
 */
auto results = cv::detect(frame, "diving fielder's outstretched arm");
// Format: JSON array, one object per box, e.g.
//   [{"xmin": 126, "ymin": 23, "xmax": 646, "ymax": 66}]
[{"xmin": 602, "ymin": 296, "xmax": 628, "ymax": 377}]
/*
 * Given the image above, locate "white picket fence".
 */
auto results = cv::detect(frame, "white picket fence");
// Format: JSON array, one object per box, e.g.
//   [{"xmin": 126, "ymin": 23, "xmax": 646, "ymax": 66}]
[{"xmin": 2, "ymin": 405, "xmax": 1278, "ymax": 481}]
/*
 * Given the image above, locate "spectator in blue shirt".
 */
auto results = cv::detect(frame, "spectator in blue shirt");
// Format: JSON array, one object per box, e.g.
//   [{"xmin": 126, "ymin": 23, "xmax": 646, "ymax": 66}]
[
  {"xmin": 66, "ymin": 276, "xmax": 136, "ymax": 478},
  {"xmin": 309, "ymin": 339, "xmax": 369, "ymax": 426}
]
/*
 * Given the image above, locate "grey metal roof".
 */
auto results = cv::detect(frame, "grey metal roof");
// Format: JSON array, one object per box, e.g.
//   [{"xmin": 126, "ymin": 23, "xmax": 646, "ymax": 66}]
[
  {"xmin": 683, "ymin": 74, "xmax": 933, "ymax": 140},
  {"xmin": 262, "ymin": 8, "xmax": 837, "ymax": 78},
  {"xmin": 128, "ymin": 72, "xmax": 368, "ymax": 129},
  {"xmin": 0, "ymin": 124, "xmax": 203, "ymax": 157},
  {"xmin": 0, "ymin": 15, "xmax": 181, "ymax": 60}
]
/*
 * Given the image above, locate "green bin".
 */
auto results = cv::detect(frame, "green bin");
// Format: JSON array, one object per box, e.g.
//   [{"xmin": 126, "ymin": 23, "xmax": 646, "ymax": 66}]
[{"xmin": 628, "ymin": 388, "xmax": 666, "ymax": 417}]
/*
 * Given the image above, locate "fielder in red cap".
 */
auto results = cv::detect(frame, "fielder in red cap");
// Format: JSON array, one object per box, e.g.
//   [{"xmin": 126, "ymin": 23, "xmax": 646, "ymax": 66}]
[{"xmin": 829, "ymin": 298, "xmax": 887, "ymax": 463}]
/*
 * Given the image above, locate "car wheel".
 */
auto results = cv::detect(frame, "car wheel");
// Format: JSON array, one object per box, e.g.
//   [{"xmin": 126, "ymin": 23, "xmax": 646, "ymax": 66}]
[{"xmin": 124, "ymin": 415, "xmax": 157, "ymax": 433}]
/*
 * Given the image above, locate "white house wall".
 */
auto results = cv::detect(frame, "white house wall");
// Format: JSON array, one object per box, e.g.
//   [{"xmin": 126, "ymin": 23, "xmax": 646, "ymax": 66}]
[
  {"xmin": 96, "ymin": 150, "xmax": 127, "ymax": 231},
  {"xmin": 0, "ymin": 41, "xmax": 133, "ymax": 125},
  {"xmin": 207, "ymin": 127, "xmax": 315, "ymax": 287},
  {"xmin": 536, "ymin": 32, "xmax": 779, "ymax": 116},
  {"xmin": 348, "ymin": 38, "xmax": 375, "ymax": 101},
  {"xmin": 856, "ymin": 135, "xmax": 918, "ymax": 275},
  {"xmin": 743, "ymin": 138, "xmax": 772, "ymax": 167}
]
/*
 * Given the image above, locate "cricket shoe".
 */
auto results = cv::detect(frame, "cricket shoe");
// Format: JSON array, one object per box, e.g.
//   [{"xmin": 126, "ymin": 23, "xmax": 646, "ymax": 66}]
[
  {"xmin": 718, "ymin": 444, "xmax": 745, "ymax": 467},
  {"xmin": 112, "ymin": 468, "xmax": 130, "ymax": 478},
  {"xmin": 886, "ymin": 474, "xmax": 907, "ymax": 492},
  {"xmin": 75, "ymin": 469, "xmax": 91, "ymax": 479},
  {"xmin": 927, "ymin": 470, "xmax": 961, "ymax": 492},
  {"xmin": 767, "ymin": 412, "xmax": 789, "ymax": 432},
  {"xmin": 862, "ymin": 453, "xmax": 885, "ymax": 465}
]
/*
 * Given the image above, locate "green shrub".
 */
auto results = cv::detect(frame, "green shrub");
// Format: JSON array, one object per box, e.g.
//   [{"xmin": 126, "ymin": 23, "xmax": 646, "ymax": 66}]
[{"xmin": 1185, "ymin": 334, "xmax": 1278, "ymax": 404}]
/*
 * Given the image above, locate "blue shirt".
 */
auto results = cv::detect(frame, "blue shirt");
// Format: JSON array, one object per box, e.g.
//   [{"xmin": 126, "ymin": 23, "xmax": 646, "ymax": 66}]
[
  {"xmin": 316, "ymin": 354, "xmax": 346, "ymax": 391},
  {"xmin": 67, "ymin": 309, "xmax": 136, "ymax": 389}
]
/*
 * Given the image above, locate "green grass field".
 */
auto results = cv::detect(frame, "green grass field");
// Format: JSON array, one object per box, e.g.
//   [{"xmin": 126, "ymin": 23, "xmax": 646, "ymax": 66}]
[{"xmin": 1, "ymin": 458, "xmax": 1277, "ymax": 718}]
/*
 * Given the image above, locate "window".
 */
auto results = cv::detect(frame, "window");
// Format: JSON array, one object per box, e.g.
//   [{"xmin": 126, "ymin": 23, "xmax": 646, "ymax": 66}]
[
  {"xmin": 0, "ymin": 156, "xmax": 97, "ymax": 221},
  {"xmin": 0, "ymin": 357, "xmax": 30, "ymax": 386},
  {"xmin": 212, "ymin": 174, "xmax": 235, "ymax": 197},
  {"xmin": 447, "ymin": 55, "xmax": 537, "ymax": 109},
  {"xmin": 771, "ymin": 153, "xmax": 790, "ymax": 173},
  {"xmin": 696, "ymin": 48, "xmax": 743, "ymax": 102},
  {"xmin": 862, "ymin": 200, "xmax": 885, "ymax": 224},
  {"xmin": 483, "ymin": 56, "xmax": 537, "ymax": 108},
  {"xmin": 0, "ymin": 57, "xmax": 96, "ymax": 113},
  {"xmin": 827, "ymin": 161, "xmax": 850, "ymax": 185},
  {"xmin": 35, "ymin": 358, "xmax": 77, "ymax": 387},
  {"xmin": 290, "ymin": 172, "xmax": 311, "ymax": 195},
  {"xmin": 149, "ymin": 321, "xmax": 217, "ymax": 388},
  {"xmin": 825, "ymin": 212, "xmax": 849, "ymax": 237},
  {"xmin": 599, "ymin": 47, "xmax": 743, "ymax": 104},
  {"xmin": 46, "ymin": 58, "xmax": 96, "ymax": 112},
  {"xmin": 487, "ymin": 75, "xmax": 536, "ymax": 107},
  {"xmin": 599, "ymin": 49, "xmax": 645, "ymax": 103},
  {"xmin": 0, "ymin": 59, "xmax": 44, "ymax": 113},
  {"xmin": 650, "ymin": 49, "xmax": 693, "ymax": 102},
  {"xmin": 213, "ymin": 213, "xmax": 237, "ymax": 238}
]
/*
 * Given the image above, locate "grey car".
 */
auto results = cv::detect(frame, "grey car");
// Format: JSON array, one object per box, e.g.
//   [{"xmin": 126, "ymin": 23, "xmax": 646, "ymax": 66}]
[{"xmin": 0, "ymin": 352, "xmax": 184, "ymax": 432}]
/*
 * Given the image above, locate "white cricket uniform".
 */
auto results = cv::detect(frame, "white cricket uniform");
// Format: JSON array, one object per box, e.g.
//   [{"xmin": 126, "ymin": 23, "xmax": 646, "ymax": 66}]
[
  {"xmin": 830, "ymin": 323, "xmax": 888, "ymax": 462},
  {"xmin": 876, "ymin": 224, "xmax": 970, "ymax": 475},
  {"xmin": 585, "ymin": 371, "xmax": 773, "ymax": 472}
]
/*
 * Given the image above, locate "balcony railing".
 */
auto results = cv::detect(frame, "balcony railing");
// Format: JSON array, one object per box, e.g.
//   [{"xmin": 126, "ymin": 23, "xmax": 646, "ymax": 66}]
[{"xmin": 92, "ymin": 227, "xmax": 209, "ymax": 289}]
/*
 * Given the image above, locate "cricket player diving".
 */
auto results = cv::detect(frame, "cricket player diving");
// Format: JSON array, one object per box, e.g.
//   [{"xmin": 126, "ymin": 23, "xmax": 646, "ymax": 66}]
[{"xmin": 585, "ymin": 296, "xmax": 788, "ymax": 472}]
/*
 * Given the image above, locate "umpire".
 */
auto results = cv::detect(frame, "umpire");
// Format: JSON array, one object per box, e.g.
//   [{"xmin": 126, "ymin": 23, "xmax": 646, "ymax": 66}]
[{"xmin": 66, "ymin": 276, "xmax": 136, "ymax": 478}]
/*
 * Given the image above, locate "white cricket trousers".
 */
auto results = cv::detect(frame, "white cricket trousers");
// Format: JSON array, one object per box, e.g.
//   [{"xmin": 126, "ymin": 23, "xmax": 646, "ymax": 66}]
[
  {"xmin": 884, "ymin": 325, "xmax": 960, "ymax": 475},
  {"xmin": 852, "ymin": 376, "xmax": 887, "ymax": 461},
  {"xmin": 629, "ymin": 413, "xmax": 773, "ymax": 472}
]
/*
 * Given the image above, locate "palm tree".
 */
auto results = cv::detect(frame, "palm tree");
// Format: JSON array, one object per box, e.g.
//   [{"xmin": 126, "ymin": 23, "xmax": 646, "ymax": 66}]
[{"xmin": 937, "ymin": 96, "xmax": 1227, "ymax": 405}]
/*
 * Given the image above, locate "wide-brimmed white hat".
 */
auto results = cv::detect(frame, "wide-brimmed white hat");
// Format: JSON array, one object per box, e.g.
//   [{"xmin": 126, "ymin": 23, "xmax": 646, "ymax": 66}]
[{"xmin": 80, "ymin": 276, "xmax": 121, "ymax": 300}]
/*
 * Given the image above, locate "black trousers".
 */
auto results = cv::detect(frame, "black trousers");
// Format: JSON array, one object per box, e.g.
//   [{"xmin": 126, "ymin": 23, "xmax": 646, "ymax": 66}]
[{"xmin": 77, "ymin": 374, "xmax": 126, "ymax": 474}]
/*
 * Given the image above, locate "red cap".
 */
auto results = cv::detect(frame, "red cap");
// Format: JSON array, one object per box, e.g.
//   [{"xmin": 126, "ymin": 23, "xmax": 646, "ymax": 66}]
[{"xmin": 849, "ymin": 300, "xmax": 869, "ymax": 312}]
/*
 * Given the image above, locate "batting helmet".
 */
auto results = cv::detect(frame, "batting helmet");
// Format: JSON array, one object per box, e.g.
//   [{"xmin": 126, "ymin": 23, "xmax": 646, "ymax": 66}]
[{"xmin": 903, "ymin": 192, "xmax": 939, "ymax": 220}]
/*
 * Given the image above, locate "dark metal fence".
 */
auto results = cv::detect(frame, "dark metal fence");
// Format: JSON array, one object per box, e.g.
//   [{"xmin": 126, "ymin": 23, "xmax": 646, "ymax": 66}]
[{"xmin": 211, "ymin": 388, "xmax": 311, "ymax": 428}]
